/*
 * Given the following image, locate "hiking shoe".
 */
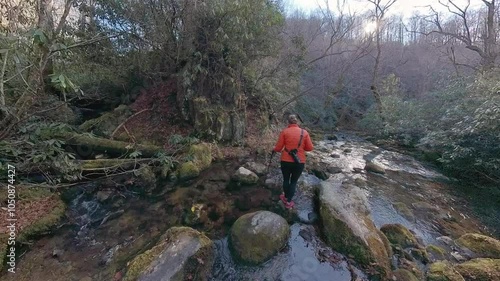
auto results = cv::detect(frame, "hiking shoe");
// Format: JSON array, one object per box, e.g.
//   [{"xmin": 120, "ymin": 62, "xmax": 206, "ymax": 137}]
[
  {"xmin": 285, "ymin": 201, "xmax": 295, "ymax": 209},
  {"xmin": 279, "ymin": 193, "xmax": 287, "ymax": 204}
]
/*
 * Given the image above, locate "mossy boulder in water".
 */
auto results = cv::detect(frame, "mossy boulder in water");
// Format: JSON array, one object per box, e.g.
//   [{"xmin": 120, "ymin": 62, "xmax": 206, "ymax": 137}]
[
  {"xmin": 178, "ymin": 143, "xmax": 212, "ymax": 181},
  {"xmin": 124, "ymin": 226, "xmax": 214, "ymax": 281},
  {"xmin": 455, "ymin": 258, "xmax": 500, "ymax": 281},
  {"xmin": 229, "ymin": 211, "xmax": 289, "ymax": 264},
  {"xmin": 455, "ymin": 233, "xmax": 500, "ymax": 259},
  {"xmin": 319, "ymin": 178, "xmax": 391, "ymax": 279},
  {"xmin": 427, "ymin": 261, "xmax": 465, "ymax": 281},
  {"xmin": 381, "ymin": 224, "xmax": 419, "ymax": 248}
]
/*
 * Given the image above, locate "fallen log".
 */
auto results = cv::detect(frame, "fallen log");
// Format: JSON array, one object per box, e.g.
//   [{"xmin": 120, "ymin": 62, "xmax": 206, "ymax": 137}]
[
  {"xmin": 51, "ymin": 132, "xmax": 166, "ymax": 157},
  {"xmin": 76, "ymin": 158, "xmax": 154, "ymax": 172}
]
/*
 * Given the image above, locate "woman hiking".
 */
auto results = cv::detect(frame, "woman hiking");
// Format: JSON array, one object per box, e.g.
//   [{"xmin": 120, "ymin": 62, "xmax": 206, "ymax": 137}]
[{"xmin": 273, "ymin": 114, "xmax": 314, "ymax": 209}]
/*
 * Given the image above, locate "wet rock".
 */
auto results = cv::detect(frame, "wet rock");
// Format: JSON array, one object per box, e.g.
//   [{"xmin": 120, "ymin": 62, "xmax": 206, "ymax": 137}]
[
  {"xmin": 319, "ymin": 179, "xmax": 391, "ymax": 279},
  {"xmin": 327, "ymin": 135, "xmax": 338, "ymax": 141},
  {"xmin": 427, "ymin": 261, "xmax": 465, "ymax": 281},
  {"xmin": 407, "ymin": 248, "xmax": 430, "ymax": 264},
  {"xmin": 353, "ymin": 167, "xmax": 364, "ymax": 173},
  {"xmin": 380, "ymin": 224, "xmax": 419, "ymax": 248},
  {"xmin": 243, "ymin": 162, "xmax": 267, "ymax": 176},
  {"xmin": 397, "ymin": 258, "xmax": 424, "ymax": 280},
  {"xmin": 330, "ymin": 153, "xmax": 341, "ymax": 158},
  {"xmin": 52, "ymin": 248, "xmax": 64, "ymax": 258},
  {"xmin": 364, "ymin": 161, "xmax": 386, "ymax": 174},
  {"xmin": 343, "ymin": 148, "xmax": 352, "ymax": 153},
  {"xmin": 232, "ymin": 167, "xmax": 259, "ymax": 185},
  {"xmin": 96, "ymin": 190, "xmax": 112, "ymax": 203},
  {"xmin": 455, "ymin": 258, "xmax": 500, "ymax": 281},
  {"xmin": 354, "ymin": 178, "xmax": 367, "ymax": 187},
  {"xmin": 124, "ymin": 227, "xmax": 213, "ymax": 281},
  {"xmin": 437, "ymin": 236, "xmax": 455, "ymax": 246},
  {"xmin": 455, "ymin": 233, "xmax": 500, "ymax": 259},
  {"xmin": 229, "ymin": 211, "xmax": 290, "ymax": 264},
  {"xmin": 327, "ymin": 166, "xmax": 342, "ymax": 174},
  {"xmin": 392, "ymin": 202, "xmax": 415, "ymax": 221},
  {"xmin": 312, "ymin": 169, "xmax": 329, "ymax": 180},
  {"xmin": 393, "ymin": 269, "xmax": 419, "ymax": 281},
  {"xmin": 451, "ymin": 251, "xmax": 467, "ymax": 262},
  {"xmin": 411, "ymin": 201, "xmax": 439, "ymax": 213}
]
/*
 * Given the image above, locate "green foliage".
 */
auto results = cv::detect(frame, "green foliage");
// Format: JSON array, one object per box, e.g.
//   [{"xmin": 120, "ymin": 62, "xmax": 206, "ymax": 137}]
[
  {"xmin": 361, "ymin": 72, "xmax": 499, "ymax": 183},
  {"xmin": 0, "ymin": 119, "xmax": 79, "ymax": 183}
]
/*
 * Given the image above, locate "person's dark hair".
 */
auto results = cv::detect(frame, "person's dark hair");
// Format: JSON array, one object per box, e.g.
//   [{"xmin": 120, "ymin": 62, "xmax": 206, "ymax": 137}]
[{"xmin": 288, "ymin": 114, "xmax": 298, "ymax": 124}]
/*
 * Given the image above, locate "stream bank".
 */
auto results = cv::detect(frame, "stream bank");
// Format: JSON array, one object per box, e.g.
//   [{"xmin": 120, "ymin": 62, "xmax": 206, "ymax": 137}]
[{"xmin": 1, "ymin": 132, "xmax": 498, "ymax": 281}]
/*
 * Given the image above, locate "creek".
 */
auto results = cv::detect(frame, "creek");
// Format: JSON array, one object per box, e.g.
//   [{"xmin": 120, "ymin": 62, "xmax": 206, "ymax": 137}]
[{"xmin": 2, "ymin": 132, "xmax": 497, "ymax": 281}]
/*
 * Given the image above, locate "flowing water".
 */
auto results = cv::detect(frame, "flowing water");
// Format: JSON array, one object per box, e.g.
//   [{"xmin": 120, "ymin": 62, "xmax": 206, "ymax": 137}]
[{"xmin": 3, "ymin": 132, "xmax": 497, "ymax": 281}]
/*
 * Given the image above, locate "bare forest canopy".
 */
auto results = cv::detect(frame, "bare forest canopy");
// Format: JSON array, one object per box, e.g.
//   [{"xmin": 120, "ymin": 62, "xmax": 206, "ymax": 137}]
[{"xmin": 0, "ymin": 0, "xmax": 499, "ymax": 184}]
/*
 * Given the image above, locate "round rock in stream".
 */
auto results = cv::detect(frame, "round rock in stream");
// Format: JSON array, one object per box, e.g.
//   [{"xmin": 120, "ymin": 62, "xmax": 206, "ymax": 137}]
[
  {"xmin": 124, "ymin": 226, "xmax": 213, "ymax": 281},
  {"xmin": 229, "ymin": 210, "xmax": 290, "ymax": 264}
]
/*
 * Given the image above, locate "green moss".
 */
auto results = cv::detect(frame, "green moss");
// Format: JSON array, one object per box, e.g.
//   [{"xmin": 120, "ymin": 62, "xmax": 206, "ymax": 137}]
[
  {"xmin": 178, "ymin": 161, "xmax": 200, "ymax": 181},
  {"xmin": 408, "ymin": 247, "xmax": 430, "ymax": 263},
  {"xmin": 188, "ymin": 143, "xmax": 212, "ymax": 170},
  {"xmin": 427, "ymin": 244, "xmax": 446, "ymax": 259},
  {"xmin": 393, "ymin": 269, "xmax": 419, "ymax": 281},
  {"xmin": 79, "ymin": 105, "xmax": 132, "ymax": 137},
  {"xmin": 427, "ymin": 261, "xmax": 465, "ymax": 281},
  {"xmin": 454, "ymin": 258, "xmax": 500, "ymax": 281},
  {"xmin": 456, "ymin": 233, "xmax": 500, "ymax": 259},
  {"xmin": 124, "ymin": 227, "xmax": 213, "ymax": 281},
  {"xmin": 393, "ymin": 202, "xmax": 415, "ymax": 221},
  {"xmin": 17, "ymin": 196, "xmax": 66, "ymax": 242},
  {"xmin": 229, "ymin": 212, "xmax": 290, "ymax": 265},
  {"xmin": 320, "ymin": 203, "xmax": 389, "ymax": 278},
  {"xmin": 380, "ymin": 224, "xmax": 419, "ymax": 248}
]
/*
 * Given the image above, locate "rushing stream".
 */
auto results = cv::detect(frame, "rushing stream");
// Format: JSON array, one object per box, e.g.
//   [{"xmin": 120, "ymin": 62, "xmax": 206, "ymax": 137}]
[{"xmin": 3, "ymin": 132, "xmax": 497, "ymax": 281}]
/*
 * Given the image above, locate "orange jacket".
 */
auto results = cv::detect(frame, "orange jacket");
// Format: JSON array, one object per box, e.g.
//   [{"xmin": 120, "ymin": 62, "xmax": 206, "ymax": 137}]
[{"xmin": 273, "ymin": 124, "xmax": 314, "ymax": 163}]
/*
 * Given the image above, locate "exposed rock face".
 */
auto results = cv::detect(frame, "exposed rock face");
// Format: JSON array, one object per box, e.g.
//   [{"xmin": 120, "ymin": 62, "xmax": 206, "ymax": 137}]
[
  {"xmin": 124, "ymin": 227, "xmax": 214, "ymax": 281},
  {"xmin": 231, "ymin": 167, "xmax": 259, "ymax": 185},
  {"xmin": 319, "ymin": 178, "xmax": 391, "ymax": 279},
  {"xmin": 229, "ymin": 211, "xmax": 290, "ymax": 264},
  {"xmin": 191, "ymin": 97, "xmax": 245, "ymax": 143},
  {"xmin": 455, "ymin": 233, "xmax": 500, "ymax": 259}
]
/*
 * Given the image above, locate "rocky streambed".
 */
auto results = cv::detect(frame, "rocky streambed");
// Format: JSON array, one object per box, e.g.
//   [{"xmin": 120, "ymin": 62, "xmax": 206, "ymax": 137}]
[{"xmin": 1, "ymin": 132, "xmax": 499, "ymax": 281}]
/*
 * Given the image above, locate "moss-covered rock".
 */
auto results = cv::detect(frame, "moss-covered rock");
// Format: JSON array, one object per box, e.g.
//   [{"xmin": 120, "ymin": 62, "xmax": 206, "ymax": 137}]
[
  {"xmin": 319, "ymin": 179, "xmax": 391, "ymax": 279},
  {"xmin": 229, "ymin": 211, "xmax": 289, "ymax": 265},
  {"xmin": 455, "ymin": 233, "xmax": 500, "ymax": 259},
  {"xmin": 79, "ymin": 104, "xmax": 132, "ymax": 138},
  {"xmin": 124, "ymin": 226, "xmax": 213, "ymax": 281},
  {"xmin": 454, "ymin": 258, "xmax": 500, "ymax": 281},
  {"xmin": 177, "ymin": 143, "xmax": 212, "ymax": 181},
  {"xmin": 427, "ymin": 261, "xmax": 465, "ymax": 281},
  {"xmin": 381, "ymin": 224, "xmax": 419, "ymax": 248},
  {"xmin": 394, "ymin": 269, "xmax": 419, "ymax": 281},
  {"xmin": 426, "ymin": 244, "xmax": 446, "ymax": 261},
  {"xmin": 393, "ymin": 202, "xmax": 415, "ymax": 221}
]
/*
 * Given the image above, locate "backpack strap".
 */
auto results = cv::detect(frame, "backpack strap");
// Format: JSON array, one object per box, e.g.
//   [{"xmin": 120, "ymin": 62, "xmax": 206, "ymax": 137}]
[{"xmin": 284, "ymin": 129, "xmax": 304, "ymax": 152}]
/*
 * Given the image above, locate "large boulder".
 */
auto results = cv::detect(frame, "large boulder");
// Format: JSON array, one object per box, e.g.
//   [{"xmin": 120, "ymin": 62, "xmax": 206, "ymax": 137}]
[
  {"xmin": 381, "ymin": 224, "xmax": 419, "ymax": 248},
  {"xmin": 229, "ymin": 211, "xmax": 289, "ymax": 264},
  {"xmin": 455, "ymin": 258, "xmax": 500, "ymax": 281},
  {"xmin": 455, "ymin": 233, "xmax": 500, "ymax": 259},
  {"xmin": 319, "ymin": 178, "xmax": 391, "ymax": 279},
  {"xmin": 124, "ymin": 227, "xmax": 214, "ymax": 281},
  {"xmin": 243, "ymin": 162, "xmax": 267, "ymax": 176},
  {"xmin": 231, "ymin": 167, "xmax": 259, "ymax": 185}
]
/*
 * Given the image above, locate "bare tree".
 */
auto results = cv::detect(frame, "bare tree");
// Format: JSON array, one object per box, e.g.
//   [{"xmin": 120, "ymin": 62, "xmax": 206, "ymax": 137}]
[
  {"xmin": 367, "ymin": 0, "xmax": 397, "ymax": 117},
  {"xmin": 423, "ymin": 0, "xmax": 498, "ymax": 71}
]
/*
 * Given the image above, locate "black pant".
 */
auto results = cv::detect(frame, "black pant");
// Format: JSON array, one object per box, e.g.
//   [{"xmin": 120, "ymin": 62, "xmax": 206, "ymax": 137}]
[{"xmin": 280, "ymin": 161, "xmax": 305, "ymax": 202}]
